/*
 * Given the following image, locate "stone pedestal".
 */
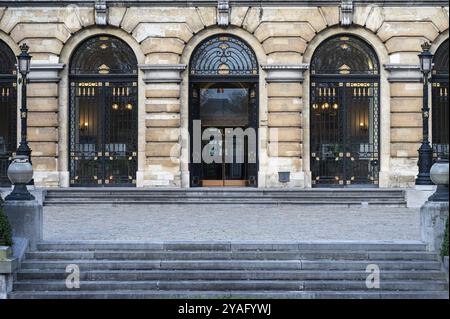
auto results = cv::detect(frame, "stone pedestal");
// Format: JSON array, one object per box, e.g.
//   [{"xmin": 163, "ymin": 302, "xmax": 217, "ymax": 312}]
[
  {"xmin": 0, "ymin": 246, "xmax": 16, "ymax": 299},
  {"xmin": 420, "ymin": 201, "xmax": 449, "ymax": 252},
  {"xmin": 3, "ymin": 200, "xmax": 43, "ymax": 251}
]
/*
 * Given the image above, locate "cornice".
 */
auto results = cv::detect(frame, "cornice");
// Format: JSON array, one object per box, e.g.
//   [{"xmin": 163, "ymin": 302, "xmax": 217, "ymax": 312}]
[{"xmin": 0, "ymin": 0, "xmax": 447, "ymax": 7}]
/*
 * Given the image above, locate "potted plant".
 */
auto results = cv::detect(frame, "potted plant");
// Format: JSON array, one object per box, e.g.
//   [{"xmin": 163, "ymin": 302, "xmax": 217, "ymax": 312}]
[{"xmin": 442, "ymin": 218, "xmax": 449, "ymax": 273}]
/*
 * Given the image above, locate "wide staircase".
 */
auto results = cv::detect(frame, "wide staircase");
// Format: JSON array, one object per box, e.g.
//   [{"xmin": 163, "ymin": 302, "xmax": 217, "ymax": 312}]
[
  {"xmin": 43, "ymin": 188, "xmax": 407, "ymax": 206},
  {"xmin": 9, "ymin": 241, "xmax": 448, "ymax": 299}
]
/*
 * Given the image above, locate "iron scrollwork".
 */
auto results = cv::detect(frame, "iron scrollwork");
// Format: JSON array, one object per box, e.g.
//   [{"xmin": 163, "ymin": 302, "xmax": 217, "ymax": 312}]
[
  {"xmin": 190, "ymin": 35, "xmax": 258, "ymax": 76},
  {"xmin": 310, "ymin": 35, "xmax": 380, "ymax": 187}
]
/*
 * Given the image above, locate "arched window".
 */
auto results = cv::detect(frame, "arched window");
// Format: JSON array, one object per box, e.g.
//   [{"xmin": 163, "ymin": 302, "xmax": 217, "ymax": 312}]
[
  {"xmin": 310, "ymin": 35, "xmax": 380, "ymax": 187},
  {"xmin": 69, "ymin": 35, "xmax": 138, "ymax": 187},
  {"xmin": 189, "ymin": 34, "xmax": 259, "ymax": 187},
  {"xmin": 190, "ymin": 35, "xmax": 258, "ymax": 76},
  {"xmin": 311, "ymin": 35, "xmax": 379, "ymax": 75},
  {"xmin": 0, "ymin": 41, "xmax": 16, "ymax": 75},
  {"xmin": 0, "ymin": 40, "xmax": 17, "ymax": 186},
  {"xmin": 432, "ymin": 39, "xmax": 449, "ymax": 160},
  {"xmin": 433, "ymin": 40, "xmax": 449, "ymax": 76},
  {"xmin": 70, "ymin": 36, "xmax": 137, "ymax": 75}
]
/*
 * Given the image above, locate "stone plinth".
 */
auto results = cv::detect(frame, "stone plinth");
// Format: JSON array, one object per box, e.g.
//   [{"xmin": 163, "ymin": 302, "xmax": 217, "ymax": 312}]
[
  {"xmin": 420, "ymin": 201, "xmax": 449, "ymax": 252},
  {"xmin": 3, "ymin": 200, "xmax": 43, "ymax": 251}
]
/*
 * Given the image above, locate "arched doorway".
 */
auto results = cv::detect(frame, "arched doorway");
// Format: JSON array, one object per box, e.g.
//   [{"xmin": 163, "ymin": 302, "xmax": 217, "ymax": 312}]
[
  {"xmin": 0, "ymin": 40, "xmax": 17, "ymax": 187},
  {"xmin": 189, "ymin": 34, "xmax": 259, "ymax": 187},
  {"xmin": 69, "ymin": 35, "xmax": 138, "ymax": 187},
  {"xmin": 432, "ymin": 39, "xmax": 449, "ymax": 160},
  {"xmin": 310, "ymin": 35, "xmax": 380, "ymax": 187}
]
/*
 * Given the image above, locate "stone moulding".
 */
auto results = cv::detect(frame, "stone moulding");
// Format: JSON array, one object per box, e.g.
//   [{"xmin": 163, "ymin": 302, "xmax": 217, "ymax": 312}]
[
  {"xmin": 139, "ymin": 64, "xmax": 187, "ymax": 83},
  {"xmin": 28, "ymin": 63, "xmax": 66, "ymax": 83},
  {"xmin": 261, "ymin": 64, "xmax": 309, "ymax": 83},
  {"xmin": 384, "ymin": 64, "xmax": 422, "ymax": 83},
  {"xmin": 0, "ymin": 0, "xmax": 448, "ymax": 6}
]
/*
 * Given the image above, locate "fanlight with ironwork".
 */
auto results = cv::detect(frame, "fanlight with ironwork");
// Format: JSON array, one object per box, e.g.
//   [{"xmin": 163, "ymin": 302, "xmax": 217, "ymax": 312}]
[
  {"xmin": 70, "ymin": 35, "xmax": 138, "ymax": 75},
  {"xmin": 0, "ymin": 40, "xmax": 16, "ymax": 75},
  {"xmin": 311, "ymin": 35, "xmax": 379, "ymax": 75},
  {"xmin": 433, "ymin": 39, "xmax": 449, "ymax": 76},
  {"xmin": 190, "ymin": 35, "xmax": 258, "ymax": 76}
]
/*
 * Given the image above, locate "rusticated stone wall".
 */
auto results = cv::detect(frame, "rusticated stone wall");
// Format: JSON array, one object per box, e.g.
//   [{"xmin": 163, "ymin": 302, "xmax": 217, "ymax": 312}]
[{"xmin": 0, "ymin": 1, "xmax": 448, "ymax": 188}]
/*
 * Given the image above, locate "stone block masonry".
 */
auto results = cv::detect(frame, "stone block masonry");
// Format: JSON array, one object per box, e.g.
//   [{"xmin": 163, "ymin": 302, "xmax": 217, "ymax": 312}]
[{"xmin": 0, "ymin": 1, "xmax": 447, "ymax": 188}]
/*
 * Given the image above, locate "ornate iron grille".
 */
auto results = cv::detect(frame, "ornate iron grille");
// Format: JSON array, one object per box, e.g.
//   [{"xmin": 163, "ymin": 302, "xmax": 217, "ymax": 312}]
[
  {"xmin": 0, "ymin": 41, "xmax": 17, "ymax": 75},
  {"xmin": 310, "ymin": 35, "xmax": 379, "ymax": 76},
  {"xmin": 70, "ymin": 35, "xmax": 138, "ymax": 75},
  {"xmin": 69, "ymin": 81, "xmax": 138, "ymax": 186},
  {"xmin": 431, "ymin": 40, "xmax": 449, "ymax": 160},
  {"xmin": 0, "ymin": 40, "xmax": 17, "ymax": 187},
  {"xmin": 190, "ymin": 35, "xmax": 258, "ymax": 76},
  {"xmin": 310, "ymin": 81, "xmax": 380, "ymax": 186},
  {"xmin": 432, "ymin": 81, "xmax": 449, "ymax": 160},
  {"xmin": 310, "ymin": 35, "xmax": 380, "ymax": 187},
  {"xmin": 69, "ymin": 35, "xmax": 138, "ymax": 187}
]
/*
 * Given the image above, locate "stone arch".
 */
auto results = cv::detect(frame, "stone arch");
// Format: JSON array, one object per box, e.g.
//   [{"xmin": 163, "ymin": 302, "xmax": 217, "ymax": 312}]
[
  {"xmin": 57, "ymin": 26, "xmax": 146, "ymax": 187},
  {"xmin": 0, "ymin": 31, "xmax": 20, "ymax": 55},
  {"xmin": 302, "ymin": 26, "xmax": 391, "ymax": 187}
]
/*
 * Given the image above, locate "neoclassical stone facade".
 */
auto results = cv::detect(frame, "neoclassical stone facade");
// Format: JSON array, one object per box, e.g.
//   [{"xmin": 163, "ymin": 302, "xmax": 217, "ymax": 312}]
[{"xmin": 0, "ymin": 0, "xmax": 448, "ymax": 188}]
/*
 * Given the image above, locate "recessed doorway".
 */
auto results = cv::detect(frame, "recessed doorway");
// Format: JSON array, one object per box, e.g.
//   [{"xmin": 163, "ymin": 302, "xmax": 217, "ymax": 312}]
[{"xmin": 188, "ymin": 34, "xmax": 259, "ymax": 187}]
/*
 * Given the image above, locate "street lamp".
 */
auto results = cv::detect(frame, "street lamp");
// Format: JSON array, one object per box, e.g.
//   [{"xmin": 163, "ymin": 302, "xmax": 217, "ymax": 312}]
[
  {"xmin": 16, "ymin": 43, "xmax": 32, "ymax": 160},
  {"xmin": 415, "ymin": 42, "xmax": 434, "ymax": 185},
  {"xmin": 5, "ymin": 43, "xmax": 34, "ymax": 201}
]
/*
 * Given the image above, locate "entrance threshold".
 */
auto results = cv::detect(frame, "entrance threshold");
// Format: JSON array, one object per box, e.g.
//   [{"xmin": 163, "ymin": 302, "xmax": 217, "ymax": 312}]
[{"xmin": 202, "ymin": 180, "xmax": 247, "ymax": 187}]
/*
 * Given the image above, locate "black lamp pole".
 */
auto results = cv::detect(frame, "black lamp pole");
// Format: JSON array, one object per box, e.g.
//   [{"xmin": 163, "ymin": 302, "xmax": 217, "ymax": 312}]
[
  {"xmin": 16, "ymin": 43, "xmax": 32, "ymax": 160},
  {"xmin": 416, "ymin": 42, "xmax": 434, "ymax": 185}
]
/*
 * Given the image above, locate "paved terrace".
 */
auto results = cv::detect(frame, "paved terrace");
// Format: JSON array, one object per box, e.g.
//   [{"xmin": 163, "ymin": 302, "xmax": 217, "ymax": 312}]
[{"xmin": 43, "ymin": 204, "xmax": 420, "ymax": 241}]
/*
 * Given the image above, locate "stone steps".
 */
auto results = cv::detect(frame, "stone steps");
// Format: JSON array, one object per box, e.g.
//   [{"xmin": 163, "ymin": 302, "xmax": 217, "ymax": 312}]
[
  {"xmin": 9, "ymin": 241, "xmax": 448, "ymax": 299},
  {"xmin": 17, "ymin": 260, "xmax": 442, "ymax": 272},
  {"xmin": 16, "ymin": 269, "xmax": 447, "ymax": 281},
  {"xmin": 23, "ymin": 251, "xmax": 439, "ymax": 261},
  {"xmin": 9, "ymin": 290, "xmax": 449, "ymax": 300},
  {"xmin": 43, "ymin": 189, "xmax": 407, "ymax": 206},
  {"xmin": 13, "ymin": 280, "xmax": 449, "ymax": 292},
  {"xmin": 34, "ymin": 241, "xmax": 427, "ymax": 251}
]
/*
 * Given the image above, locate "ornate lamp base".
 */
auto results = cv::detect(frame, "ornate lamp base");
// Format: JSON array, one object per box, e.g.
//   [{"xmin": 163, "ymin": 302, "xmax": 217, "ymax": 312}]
[{"xmin": 5, "ymin": 184, "xmax": 35, "ymax": 201}]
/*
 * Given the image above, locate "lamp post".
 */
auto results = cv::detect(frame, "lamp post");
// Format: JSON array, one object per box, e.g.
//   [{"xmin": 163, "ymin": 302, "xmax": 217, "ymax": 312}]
[
  {"xmin": 16, "ymin": 43, "xmax": 32, "ymax": 160},
  {"xmin": 5, "ymin": 43, "xmax": 34, "ymax": 201},
  {"xmin": 415, "ymin": 42, "xmax": 434, "ymax": 185}
]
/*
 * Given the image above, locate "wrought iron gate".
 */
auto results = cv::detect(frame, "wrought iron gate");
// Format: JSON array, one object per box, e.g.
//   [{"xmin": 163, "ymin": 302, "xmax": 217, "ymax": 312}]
[
  {"xmin": 310, "ymin": 80, "xmax": 380, "ymax": 186},
  {"xmin": 0, "ymin": 80, "xmax": 17, "ymax": 187},
  {"xmin": 431, "ymin": 39, "xmax": 449, "ymax": 160},
  {"xmin": 69, "ymin": 80, "xmax": 138, "ymax": 186},
  {"xmin": 432, "ymin": 81, "xmax": 449, "ymax": 160}
]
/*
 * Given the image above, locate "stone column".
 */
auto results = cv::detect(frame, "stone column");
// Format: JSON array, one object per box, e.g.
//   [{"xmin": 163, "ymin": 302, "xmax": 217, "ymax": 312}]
[
  {"xmin": 261, "ymin": 64, "xmax": 308, "ymax": 188},
  {"xmin": 140, "ymin": 64, "xmax": 186, "ymax": 187},
  {"xmin": 27, "ymin": 63, "xmax": 65, "ymax": 187}
]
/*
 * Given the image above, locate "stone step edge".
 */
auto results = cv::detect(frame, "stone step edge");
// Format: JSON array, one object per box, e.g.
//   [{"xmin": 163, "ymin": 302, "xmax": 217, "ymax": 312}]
[
  {"xmin": 33, "ymin": 242, "xmax": 425, "ymax": 253},
  {"xmin": 8, "ymin": 290, "xmax": 448, "ymax": 299}
]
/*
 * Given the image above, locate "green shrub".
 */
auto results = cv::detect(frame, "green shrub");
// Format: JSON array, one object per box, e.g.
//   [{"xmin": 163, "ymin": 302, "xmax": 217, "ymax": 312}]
[
  {"xmin": 0, "ymin": 197, "xmax": 13, "ymax": 247},
  {"xmin": 441, "ymin": 218, "xmax": 449, "ymax": 257}
]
